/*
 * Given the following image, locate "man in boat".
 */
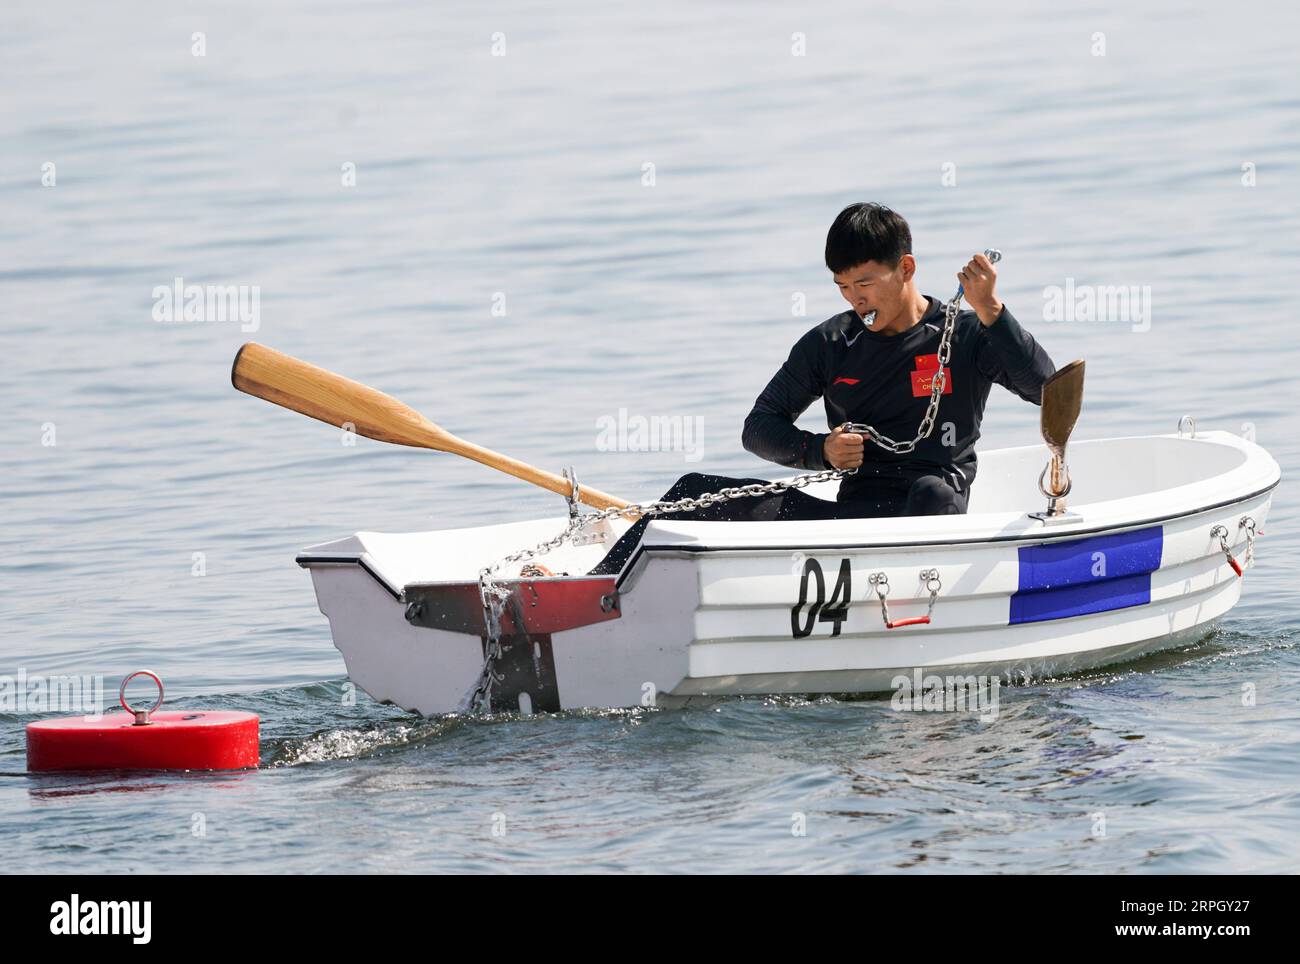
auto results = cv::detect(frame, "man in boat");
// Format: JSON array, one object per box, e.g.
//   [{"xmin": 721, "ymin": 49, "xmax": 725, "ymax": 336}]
[{"xmin": 588, "ymin": 202, "xmax": 1056, "ymax": 576}]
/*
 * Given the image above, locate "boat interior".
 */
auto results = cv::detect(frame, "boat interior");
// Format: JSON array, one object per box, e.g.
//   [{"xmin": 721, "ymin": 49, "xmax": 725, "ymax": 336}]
[{"xmin": 330, "ymin": 432, "xmax": 1254, "ymax": 590}]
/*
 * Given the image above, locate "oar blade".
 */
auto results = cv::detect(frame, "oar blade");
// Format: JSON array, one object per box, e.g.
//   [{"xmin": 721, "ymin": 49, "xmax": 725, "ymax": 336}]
[
  {"xmin": 1041, "ymin": 359, "xmax": 1086, "ymax": 453},
  {"xmin": 230, "ymin": 343, "xmax": 631, "ymax": 511},
  {"xmin": 232, "ymin": 342, "xmax": 452, "ymax": 450}
]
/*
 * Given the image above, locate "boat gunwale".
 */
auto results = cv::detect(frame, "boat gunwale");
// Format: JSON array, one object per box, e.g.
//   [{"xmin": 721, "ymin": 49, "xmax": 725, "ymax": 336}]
[
  {"xmin": 295, "ymin": 476, "xmax": 1278, "ymax": 601},
  {"xmin": 615, "ymin": 477, "xmax": 1278, "ymax": 588},
  {"xmin": 634, "ymin": 478, "xmax": 1280, "ymax": 557}
]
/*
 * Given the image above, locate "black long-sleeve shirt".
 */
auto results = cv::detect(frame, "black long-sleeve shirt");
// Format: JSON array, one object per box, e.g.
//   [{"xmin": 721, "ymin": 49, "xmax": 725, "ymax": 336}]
[{"xmin": 741, "ymin": 295, "xmax": 1056, "ymax": 502}]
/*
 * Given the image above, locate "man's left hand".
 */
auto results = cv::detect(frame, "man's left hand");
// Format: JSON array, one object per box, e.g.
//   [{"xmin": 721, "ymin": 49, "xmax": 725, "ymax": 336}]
[{"xmin": 958, "ymin": 253, "xmax": 1004, "ymax": 326}]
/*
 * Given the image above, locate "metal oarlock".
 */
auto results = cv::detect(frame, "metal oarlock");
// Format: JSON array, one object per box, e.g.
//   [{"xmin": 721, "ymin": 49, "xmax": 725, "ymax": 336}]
[
  {"xmin": 1028, "ymin": 455, "xmax": 1080, "ymax": 525},
  {"xmin": 560, "ymin": 466, "xmax": 605, "ymax": 547},
  {"xmin": 1037, "ymin": 459, "xmax": 1072, "ymax": 508},
  {"xmin": 562, "ymin": 466, "xmax": 580, "ymax": 521},
  {"xmin": 869, "ymin": 569, "xmax": 941, "ymax": 629}
]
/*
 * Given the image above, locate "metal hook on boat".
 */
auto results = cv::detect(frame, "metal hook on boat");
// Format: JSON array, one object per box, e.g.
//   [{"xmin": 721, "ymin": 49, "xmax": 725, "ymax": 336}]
[
  {"xmin": 869, "ymin": 570, "xmax": 940, "ymax": 629},
  {"xmin": 1238, "ymin": 515, "xmax": 1261, "ymax": 570},
  {"xmin": 1211, "ymin": 524, "xmax": 1243, "ymax": 577}
]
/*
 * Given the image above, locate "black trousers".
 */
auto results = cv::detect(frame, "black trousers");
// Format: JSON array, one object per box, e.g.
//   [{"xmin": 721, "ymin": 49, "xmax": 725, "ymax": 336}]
[{"xmin": 587, "ymin": 470, "xmax": 967, "ymax": 575}]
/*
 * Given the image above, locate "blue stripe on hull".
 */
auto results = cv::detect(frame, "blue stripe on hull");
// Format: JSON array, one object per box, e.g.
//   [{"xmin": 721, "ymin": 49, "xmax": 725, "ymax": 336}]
[{"xmin": 1010, "ymin": 526, "xmax": 1164, "ymax": 624}]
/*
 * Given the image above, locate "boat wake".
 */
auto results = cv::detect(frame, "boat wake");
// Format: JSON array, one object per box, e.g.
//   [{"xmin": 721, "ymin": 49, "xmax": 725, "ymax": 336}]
[{"xmin": 266, "ymin": 719, "xmax": 463, "ymax": 767}]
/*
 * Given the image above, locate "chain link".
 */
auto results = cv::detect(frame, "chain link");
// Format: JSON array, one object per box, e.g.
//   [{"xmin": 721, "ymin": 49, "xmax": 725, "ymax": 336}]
[{"xmin": 849, "ymin": 294, "xmax": 960, "ymax": 453}]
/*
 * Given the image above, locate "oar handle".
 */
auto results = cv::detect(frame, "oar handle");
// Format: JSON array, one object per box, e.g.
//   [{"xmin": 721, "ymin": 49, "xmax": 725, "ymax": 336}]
[
  {"xmin": 232, "ymin": 342, "xmax": 450, "ymax": 449},
  {"xmin": 449, "ymin": 437, "xmax": 630, "ymax": 510}
]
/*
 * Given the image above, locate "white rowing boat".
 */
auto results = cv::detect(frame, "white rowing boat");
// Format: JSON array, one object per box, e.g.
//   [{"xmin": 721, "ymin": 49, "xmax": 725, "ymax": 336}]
[{"xmin": 296, "ymin": 425, "xmax": 1279, "ymax": 715}]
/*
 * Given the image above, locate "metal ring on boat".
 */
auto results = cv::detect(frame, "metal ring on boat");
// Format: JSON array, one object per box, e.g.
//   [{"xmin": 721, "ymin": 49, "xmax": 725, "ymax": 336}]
[
  {"xmin": 921, "ymin": 568, "xmax": 942, "ymax": 595},
  {"xmin": 1177, "ymin": 415, "xmax": 1196, "ymax": 438},
  {"xmin": 119, "ymin": 670, "xmax": 164, "ymax": 726}
]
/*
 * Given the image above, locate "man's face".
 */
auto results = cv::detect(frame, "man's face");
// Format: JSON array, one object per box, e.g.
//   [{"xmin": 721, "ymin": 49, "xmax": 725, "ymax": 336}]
[{"xmin": 833, "ymin": 256, "xmax": 913, "ymax": 328}]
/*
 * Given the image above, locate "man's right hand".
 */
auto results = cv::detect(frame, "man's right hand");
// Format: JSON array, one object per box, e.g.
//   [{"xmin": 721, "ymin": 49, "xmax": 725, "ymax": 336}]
[{"xmin": 823, "ymin": 424, "xmax": 865, "ymax": 469}]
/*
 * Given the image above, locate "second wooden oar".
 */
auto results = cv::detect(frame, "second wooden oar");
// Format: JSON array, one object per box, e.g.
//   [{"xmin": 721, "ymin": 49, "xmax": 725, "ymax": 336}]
[{"xmin": 1039, "ymin": 358, "xmax": 1086, "ymax": 509}]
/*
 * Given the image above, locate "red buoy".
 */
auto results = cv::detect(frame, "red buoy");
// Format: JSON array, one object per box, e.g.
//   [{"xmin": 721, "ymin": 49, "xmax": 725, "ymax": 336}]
[{"xmin": 26, "ymin": 671, "xmax": 259, "ymax": 772}]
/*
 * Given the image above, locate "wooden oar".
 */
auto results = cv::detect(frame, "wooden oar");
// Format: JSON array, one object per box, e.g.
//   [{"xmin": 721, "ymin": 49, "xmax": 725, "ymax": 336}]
[
  {"xmin": 231, "ymin": 342, "xmax": 630, "ymax": 511},
  {"xmin": 1039, "ymin": 359, "xmax": 1086, "ymax": 504}
]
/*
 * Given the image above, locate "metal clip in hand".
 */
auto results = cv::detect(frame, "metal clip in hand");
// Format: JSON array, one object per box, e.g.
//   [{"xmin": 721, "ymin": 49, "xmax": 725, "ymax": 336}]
[{"xmin": 954, "ymin": 248, "xmax": 1001, "ymax": 302}]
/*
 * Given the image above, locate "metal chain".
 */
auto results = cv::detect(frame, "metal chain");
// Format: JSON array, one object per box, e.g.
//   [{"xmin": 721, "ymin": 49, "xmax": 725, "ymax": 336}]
[
  {"xmin": 463, "ymin": 580, "xmax": 526, "ymax": 714},
  {"xmin": 853, "ymin": 248, "xmax": 1000, "ymax": 454},
  {"xmin": 851, "ymin": 293, "xmax": 960, "ymax": 453},
  {"xmin": 463, "ymin": 256, "xmax": 998, "ymax": 714}
]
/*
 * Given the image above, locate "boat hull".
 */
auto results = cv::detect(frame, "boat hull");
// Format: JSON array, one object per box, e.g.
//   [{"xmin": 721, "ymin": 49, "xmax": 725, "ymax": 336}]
[{"xmin": 298, "ymin": 431, "xmax": 1279, "ymax": 715}]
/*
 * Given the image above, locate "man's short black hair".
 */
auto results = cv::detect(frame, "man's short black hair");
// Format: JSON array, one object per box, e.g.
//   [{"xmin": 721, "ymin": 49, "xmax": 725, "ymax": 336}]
[{"xmin": 824, "ymin": 202, "xmax": 912, "ymax": 274}]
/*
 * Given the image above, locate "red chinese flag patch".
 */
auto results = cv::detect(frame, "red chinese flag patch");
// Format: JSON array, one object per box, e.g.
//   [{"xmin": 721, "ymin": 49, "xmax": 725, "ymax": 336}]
[{"xmin": 911, "ymin": 353, "xmax": 952, "ymax": 396}]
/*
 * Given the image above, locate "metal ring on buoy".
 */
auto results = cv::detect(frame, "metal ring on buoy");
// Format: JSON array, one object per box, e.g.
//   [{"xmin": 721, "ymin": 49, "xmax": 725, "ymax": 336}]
[
  {"xmin": 1177, "ymin": 415, "xmax": 1196, "ymax": 438},
  {"xmin": 119, "ymin": 670, "xmax": 164, "ymax": 726}
]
